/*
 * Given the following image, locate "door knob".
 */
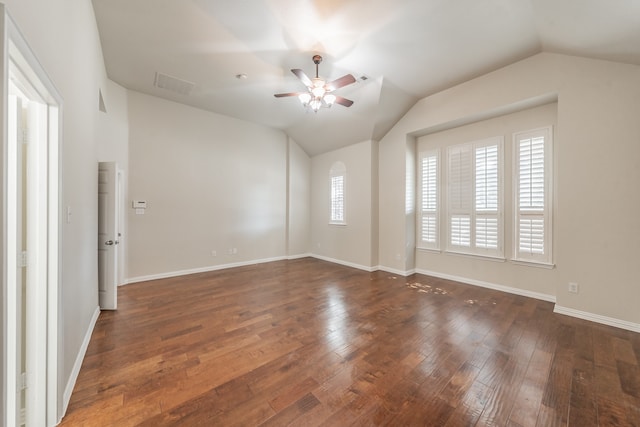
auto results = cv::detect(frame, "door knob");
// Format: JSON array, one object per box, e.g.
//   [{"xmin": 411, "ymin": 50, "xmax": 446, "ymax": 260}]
[{"xmin": 105, "ymin": 240, "xmax": 114, "ymax": 246}]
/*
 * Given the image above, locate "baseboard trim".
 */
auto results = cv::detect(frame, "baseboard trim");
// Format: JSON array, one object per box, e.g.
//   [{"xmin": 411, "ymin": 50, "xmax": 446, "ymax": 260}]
[
  {"xmin": 414, "ymin": 268, "xmax": 556, "ymax": 303},
  {"xmin": 63, "ymin": 305, "xmax": 100, "ymax": 415},
  {"xmin": 310, "ymin": 254, "xmax": 377, "ymax": 272},
  {"xmin": 287, "ymin": 253, "xmax": 312, "ymax": 260},
  {"xmin": 553, "ymin": 305, "xmax": 640, "ymax": 333},
  {"xmin": 124, "ymin": 256, "xmax": 289, "ymax": 285},
  {"xmin": 377, "ymin": 265, "xmax": 416, "ymax": 277}
]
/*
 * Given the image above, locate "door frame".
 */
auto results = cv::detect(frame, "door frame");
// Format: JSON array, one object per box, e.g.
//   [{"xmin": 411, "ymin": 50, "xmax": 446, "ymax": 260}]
[{"xmin": 1, "ymin": 6, "xmax": 63, "ymax": 426}]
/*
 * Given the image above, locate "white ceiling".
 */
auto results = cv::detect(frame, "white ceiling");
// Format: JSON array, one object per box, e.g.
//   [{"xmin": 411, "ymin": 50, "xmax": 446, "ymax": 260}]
[{"xmin": 92, "ymin": 0, "xmax": 640, "ymax": 156}]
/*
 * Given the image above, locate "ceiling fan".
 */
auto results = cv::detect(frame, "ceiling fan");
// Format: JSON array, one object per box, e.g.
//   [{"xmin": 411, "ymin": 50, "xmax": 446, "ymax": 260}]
[{"xmin": 274, "ymin": 55, "xmax": 356, "ymax": 112}]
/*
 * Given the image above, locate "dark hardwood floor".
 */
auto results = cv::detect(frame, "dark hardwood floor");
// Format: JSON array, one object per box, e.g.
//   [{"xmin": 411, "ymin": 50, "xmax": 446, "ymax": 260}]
[{"xmin": 60, "ymin": 258, "xmax": 640, "ymax": 426}]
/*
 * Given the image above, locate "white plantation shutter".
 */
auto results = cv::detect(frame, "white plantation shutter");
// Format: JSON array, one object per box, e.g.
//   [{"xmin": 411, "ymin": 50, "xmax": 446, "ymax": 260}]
[
  {"xmin": 475, "ymin": 145, "xmax": 499, "ymax": 212},
  {"xmin": 447, "ymin": 138, "xmax": 502, "ymax": 257},
  {"xmin": 448, "ymin": 145, "xmax": 472, "ymax": 248},
  {"xmin": 330, "ymin": 162, "xmax": 346, "ymax": 224},
  {"xmin": 418, "ymin": 150, "xmax": 438, "ymax": 249},
  {"xmin": 475, "ymin": 144, "xmax": 499, "ymax": 251},
  {"xmin": 330, "ymin": 175, "xmax": 344, "ymax": 223},
  {"xmin": 448, "ymin": 145, "xmax": 472, "ymax": 212},
  {"xmin": 519, "ymin": 136, "xmax": 545, "ymax": 211},
  {"xmin": 514, "ymin": 128, "xmax": 552, "ymax": 263}
]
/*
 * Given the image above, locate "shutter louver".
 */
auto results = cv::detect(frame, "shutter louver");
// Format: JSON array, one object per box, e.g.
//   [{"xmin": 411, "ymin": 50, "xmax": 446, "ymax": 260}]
[
  {"xmin": 451, "ymin": 215, "xmax": 470, "ymax": 247},
  {"xmin": 519, "ymin": 218, "xmax": 544, "ymax": 254},
  {"xmin": 476, "ymin": 217, "xmax": 498, "ymax": 249},
  {"xmin": 421, "ymin": 216, "xmax": 436, "ymax": 244}
]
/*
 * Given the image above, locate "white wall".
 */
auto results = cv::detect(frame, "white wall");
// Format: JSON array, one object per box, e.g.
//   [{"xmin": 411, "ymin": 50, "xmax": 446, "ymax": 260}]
[
  {"xmin": 379, "ymin": 53, "xmax": 640, "ymax": 327},
  {"xmin": 126, "ymin": 91, "xmax": 292, "ymax": 280},
  {"xmin": 311, "ymin": 140, "xmax": 377, "ymax": 269},
  {"xmin": 287, "ymin": 137, "xmax": 311, "ymax": 256},
  {"xmin": 1, "ymin": 0, "xmax": 126, "ymax": 418}
]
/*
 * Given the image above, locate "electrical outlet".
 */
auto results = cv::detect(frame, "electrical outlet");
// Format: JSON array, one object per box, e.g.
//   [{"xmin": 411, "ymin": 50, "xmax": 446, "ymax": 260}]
[
  {"xmin": 568, "ymin": 282, "xmax": 579, "ymax": 294},
  {"xmin": 211, "ymin": 250, "xmax": 217, "ymax": 257}
]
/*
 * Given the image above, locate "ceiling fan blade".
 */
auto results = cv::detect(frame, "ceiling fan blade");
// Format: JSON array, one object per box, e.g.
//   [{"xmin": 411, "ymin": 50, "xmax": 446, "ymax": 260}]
[
  {"xmin": 334, "ymin": 95, "xmax": 354, "ymax": 107},
  {"xmin": 326, "ymin": 74, "xmax": 356, "ymax": 91},
  {"xmin": 291, "ymin": 69, "xmax": 313, "ymax": 88},
  {"xmin": 274, "ymin": 92, "xmax": 303, "ymax": 98}
]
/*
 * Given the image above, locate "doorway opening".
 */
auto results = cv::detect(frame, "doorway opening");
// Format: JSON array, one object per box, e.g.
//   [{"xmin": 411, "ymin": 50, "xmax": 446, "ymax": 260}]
[{"xmin": 3, "ymin": 11, "xmax": 62, "ymax": 427}]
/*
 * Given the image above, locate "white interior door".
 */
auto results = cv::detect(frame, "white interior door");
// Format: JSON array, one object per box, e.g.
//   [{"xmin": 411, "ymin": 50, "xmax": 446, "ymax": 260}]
[{"xmin": 98, "ymin": 161, "xmax": 119, "ymax": 310}]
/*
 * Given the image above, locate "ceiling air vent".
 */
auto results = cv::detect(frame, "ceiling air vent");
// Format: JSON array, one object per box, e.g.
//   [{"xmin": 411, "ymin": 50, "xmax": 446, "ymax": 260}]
[{"xmin": 153, "ymin": 72, "xmax": 195, "ymax": 96}]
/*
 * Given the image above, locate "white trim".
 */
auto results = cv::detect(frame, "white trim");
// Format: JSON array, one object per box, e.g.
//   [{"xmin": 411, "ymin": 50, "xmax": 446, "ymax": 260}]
[
  {"xmin": 553, "ymin": 305, "xmax": 640, "ymax": 333},
  {"xmin": 124, "ymin": 256, "xmax": 289, "ymax": 285},
  {"xmin": 286, "ymin": 253, "xmax": 312, "ymax": 260},
  {"xmin": 310, "ymin": 254, "xmax": 377, "ymax": 272},
  {"xmin": 376, "ymin": 265, "xmax": 416, "ymax": 277},
  {"xmin": 414, "ymin": 268, "xmax": 556, "ymax": 303},
  {"xmin": 3, "ymin": 11, "xmax": 64, "ymax": 426},
  {"xmin": 510, "ymin": 259, "xmax": 555, "ymax": 269},
  {"xmin": 62, "ymin": 306, "xmax": 100, "ymax": 416},
  {"xmin": 443, "ymin": 250, "xmax": 506, "ymax": 263}
]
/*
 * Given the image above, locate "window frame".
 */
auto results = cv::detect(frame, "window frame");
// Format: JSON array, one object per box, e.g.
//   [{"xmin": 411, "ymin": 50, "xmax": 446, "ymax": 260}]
[
  {"xmin": 512, "ymin": 126, "xmax": 553, "ymax": 266},
  {"xmin": 417, "ymin": 149, "xmax": 439, "ymax": 250},
  {"xmin": 329, "ymin": 162, "xmax": 346, "ymax": 225},
  {"xmin": 445, "ymin": 136, "xmax": 504, "ymax": 259}
]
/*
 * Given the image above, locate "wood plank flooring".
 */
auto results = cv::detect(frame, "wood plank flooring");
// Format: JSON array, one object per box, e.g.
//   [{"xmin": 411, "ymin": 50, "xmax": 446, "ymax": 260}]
[{"xmin": 60, "ymin": 258, "xmax": 640, "ymax": 426}]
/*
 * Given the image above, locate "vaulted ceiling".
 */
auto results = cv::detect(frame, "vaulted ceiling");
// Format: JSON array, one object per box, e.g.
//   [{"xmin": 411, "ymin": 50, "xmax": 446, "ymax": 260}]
[{"xmin": 92, "ymin": 0, "xmax": 640, "ymax": 156}]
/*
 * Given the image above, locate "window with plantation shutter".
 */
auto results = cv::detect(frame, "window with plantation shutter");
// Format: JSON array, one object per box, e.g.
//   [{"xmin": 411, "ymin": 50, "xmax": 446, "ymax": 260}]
[
  {"xmin": 446, "ymin": 137, "xmax": 503, "ymax": 257},
  {"xmin": 475, "ymin": 145, "xmax": 499, "ymax": 250},
  {"xmin": 330, "ymin": 162, "xmax": 346, "ymax": 225},
  {"xmin": 514, "ymin": 127, "xmax": 552, "ymax": 264},
  {"xmin": 417, "ymin": 150, "xmax": 439, "ymax": 249},
  {"xmin": 448, "ymin": 144, "xmax": 472, "ymax": 248}
]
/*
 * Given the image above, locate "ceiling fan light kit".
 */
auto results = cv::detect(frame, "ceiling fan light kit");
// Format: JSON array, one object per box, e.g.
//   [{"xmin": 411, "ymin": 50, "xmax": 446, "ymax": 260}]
[{"xmin": 275, "ymin": 55, "xmax": 355, "ymax": 113}]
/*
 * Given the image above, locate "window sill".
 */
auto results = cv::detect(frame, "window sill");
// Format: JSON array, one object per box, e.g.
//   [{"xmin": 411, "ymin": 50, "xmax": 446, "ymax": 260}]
[
  {"xmin": 416, "ymin": 247, "xmax": 441, "ymax": 254},
  {"xmin": 510, "ymin": 259, "xmax": 555, "ymax": 269},
  {"xmin": 444, "ymin": 250, "xmax": 506, "ymax": 263},
  {"xmin": 329, "ymin": 222, "xmax": 347, "ymax": 226}
]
